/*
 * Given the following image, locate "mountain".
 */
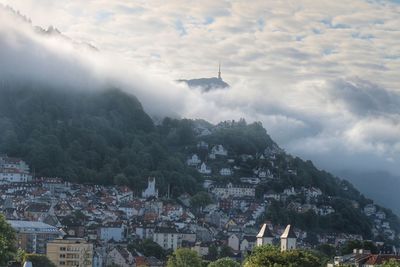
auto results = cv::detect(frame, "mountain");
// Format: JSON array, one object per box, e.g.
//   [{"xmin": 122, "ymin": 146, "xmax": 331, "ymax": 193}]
[
  {"xmin": 338, "ymin": 170, "xmax": 400, "ymax": 216},
  {"xmin": 1, "ymin": 82, "xmax": 400, "ymax": 244},
  {"xmin": 1, "ymin": 3, "xmax": 399, "ymax": 246},
  {"xmin": 178, "ymin": 77, "xmax": 230, "ymax": 92}
]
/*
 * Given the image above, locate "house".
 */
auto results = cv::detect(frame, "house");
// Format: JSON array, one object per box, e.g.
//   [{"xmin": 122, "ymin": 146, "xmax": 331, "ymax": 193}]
[
  {"xmin": 364, "ymin": 204, "xmax": 377, "ymax": 216},
  {"xmin": 187, "ymin": 154, "xmax": 201, "ymax": 166},
  {"xmin": 376, "ymin": 211, "xmax": 386, "ymax": 220},
  {"xmin": 280, "ymin": 225, "xmax": 297, "ymax": 252},
  {"xmin": 107, "ymin": 246, "xmax": 135, "ymax": 267},
  {"xmin": 197, "ymin": 141, "xmax": 209, "ymax": 149},
  {"xmin": 118, "ymin": 202, "xmax": 142, "ymax": 218},
  {"xmin": 24, "ymin": 202, "xmax": 51, "ymax": 221},
  {"xmin": 241, "ymin": 235, "xmax": 257, "ymax": 251},
  {"xmin": 47, "ymin": 238, "xmax": 93, "ymax": 267},
  {"xmin": 135, "ymin": 224, "xmax": 155, "ymax": 240},
  {"xmin": 8, "ymin": 220, "xmax": 63, "ymax": 254},
  {"xmin": 211, "ymin": 183, "xmax": 256, "ymax": 199},
  {"xmin": 228, "ymin": 233, "xmax": 240, "ymax": 251},
  {"xmin": 192, "ymin": 242, "xmax": 210, "ymax": 257},
  {"xmin": 98, "ymin": 222, "xmax": 125, "ymax": 242},
  {"xmin": 153, "ymin": 226, "xmax": 182, "ymax": 250},
  {"xmin": 209, "ymin": 145, "xmax": 228, "ymax": 159},
  {"xmin": 198, "ymin": 162, "xmax": 211, "ymax": 175},
  {"xmin": 220, "ymin": 168, "xmax": 232, "ymax": 176},
  {"xmin": 142, "ymin": 177, "xmax": 158, "ymax": 199},
  {"xmin": 256, "ymin": 223, "xmax": 274, "ymax": 246},
  {"xmin": 240, "ymin": 177, "xmax": 260, "ymax": 185},
  {"xmin": 0, "ymin": 156, "xmax": 32, "ymax": 183}
]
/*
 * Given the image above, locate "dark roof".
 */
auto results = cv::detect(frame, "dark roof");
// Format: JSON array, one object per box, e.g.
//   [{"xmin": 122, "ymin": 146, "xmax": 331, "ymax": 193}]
[
  {"xmin": 25, "ymin": 203, "xmax": 50, "ymax": 212},
  {"xmin": 256, "ymin": 224, "xmax": 273, "ymax": 238},
  {"xmin": 243, "ymin": 235, "xmax": 257, "ymax": 242},
  {"xmin": 154, "ymin": 226, "xmax": 179, "ymax": 234},
  {"xmin": 281, "ymin": 224, "xmax": 297, "ymax": 239}
]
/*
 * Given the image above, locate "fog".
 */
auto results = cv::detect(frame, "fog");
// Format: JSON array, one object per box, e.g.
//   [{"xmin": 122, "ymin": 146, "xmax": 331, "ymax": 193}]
[{"xmin": 1, "ymin": 3, "xmax": 400, "ymax": 182}]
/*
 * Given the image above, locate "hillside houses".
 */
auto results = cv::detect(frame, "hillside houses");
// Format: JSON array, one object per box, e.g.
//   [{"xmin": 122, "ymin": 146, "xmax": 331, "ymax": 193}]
[{"xmin": 0, "ymin": 155, "xmax": 32, "ymax": 183}]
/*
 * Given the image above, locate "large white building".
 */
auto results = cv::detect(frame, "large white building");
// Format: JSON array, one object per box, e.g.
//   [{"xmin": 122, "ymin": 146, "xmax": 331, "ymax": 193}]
[
  {"xmin": 210, "ymin": 183, "xmax": 255, "ymax": 199},
  {"xmin": 153, "ymin": 226, "xmax": 182, "ymax": 250},
  {"xmin": 142, "ymin": 177, "xmax": 158, "ymax": 198},
  {"xmin": 0, "ymin": 156, "xmax": 32, "ymax": 183}
]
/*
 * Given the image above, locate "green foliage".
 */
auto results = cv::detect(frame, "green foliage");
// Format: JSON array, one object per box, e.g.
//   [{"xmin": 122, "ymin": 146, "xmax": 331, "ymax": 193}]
[
  {"xmin": 128, "ymin": 239, "xmax": 166, "ymax": 259},
  {"xmin": 190, "ymin": 191, "xmax": 212, "ymax": 211},
  {"xmin": 0, "ymin": 85, "xmax": 200, "ymax": 196},
  {"xmin": 340, "ymin": 240, "xmax": 378, "ymax": 255},
  {"xmin": 204, "ymin": 119, "xmax": 274, "ymax": 155},
  {"xmin": 24, "ymin": 254, "xmax": 57, "ymax": 267},
  {"xmin": 383, "ymin": 259, "xmax": 400, "ymax": 267},
  {"xmin": 219, "ymin": 245, "xmax": 234, "ymax": 258},
  {"xmin": 208, "ymin": 257, "xmax": 240, "ymax": 267},
  {"xmin": 167, "ymin": 248, "xmax": 202, "ymax": 267},
  {"xmin": 243, "ymin": 245, "xmax": 321, "ymax": 267},
  {"xmin": 0, "ymin": 214, "xmax": 16, "ymax": 265}
]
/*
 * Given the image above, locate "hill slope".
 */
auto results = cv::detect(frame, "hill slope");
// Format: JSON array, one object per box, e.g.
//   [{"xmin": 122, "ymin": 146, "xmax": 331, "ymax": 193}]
[{"xmin": 0, "ymin": 83, "xmax": 399, "ymax": 244}]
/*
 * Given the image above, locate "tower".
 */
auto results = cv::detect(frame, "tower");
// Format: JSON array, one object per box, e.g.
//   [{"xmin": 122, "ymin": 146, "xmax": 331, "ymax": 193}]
[
  {"xmin": 256, "ymin": 223, "xmax": 274, "ymax": 246},
  {"xmin": 218, "ymin": 62, "xmax": 222, "ymax": 80},
  {"xmin": 142, "ymin": 177, "xmax": 158, "ymax": 198},
  {"xmin": 280, "ymin": 224, "xmax": 297, "ymax": 251}
]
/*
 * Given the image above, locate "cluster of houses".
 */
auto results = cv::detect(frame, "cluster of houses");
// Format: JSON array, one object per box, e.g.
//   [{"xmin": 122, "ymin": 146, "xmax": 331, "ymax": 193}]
[{"xmin": 0, "ymin": 146, "xmax": 399, "ymax": 267}]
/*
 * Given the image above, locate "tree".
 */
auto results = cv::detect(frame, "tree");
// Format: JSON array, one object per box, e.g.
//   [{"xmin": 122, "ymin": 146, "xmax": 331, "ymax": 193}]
[
  {"xmin": 219, "ymin": 245, "xmax": 234, "ymax": 258},
  {"xmin": 24, "ymin": 254, "xmax": 57, "ymax": 267},
  {"xmin": 383, "ymin": 259, "xmax": 400, "ymax": 267},
  {"xmin": 128, "ymin": 239, "xmax": 166, "ymax": 260},
  {"xmin": 167, "ymin": 248, "xmax": 202, "ymax": 267},
  {"xmin": 243, "ymin": 245, "xmax": 320, "ymax": 267},
  {"xmin": 0, "ymin": 214, "xmax": 16, "ymax": 266},
  {"xmin": 208, "ymin": 245, "xmax": 219, "ymax": 261},
  {"xmin": 208, "ymin": 257, "xmax": 240, "ymax": 267},
  {"xmin": 190, "ymin": 191, "xmax": 212, "ymax": 211}
]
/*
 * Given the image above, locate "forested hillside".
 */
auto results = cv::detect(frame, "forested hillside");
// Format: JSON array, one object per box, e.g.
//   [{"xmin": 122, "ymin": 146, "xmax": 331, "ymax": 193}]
[{"xmin": 1, "ymin": 83, "xmax": 399, "ymax": 243}]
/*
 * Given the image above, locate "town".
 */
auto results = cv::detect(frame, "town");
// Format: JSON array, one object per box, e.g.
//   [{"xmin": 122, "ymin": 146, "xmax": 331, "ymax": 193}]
[{"xmin": 1, "ymin": 135, "xmax": 399, "ymax": 267}]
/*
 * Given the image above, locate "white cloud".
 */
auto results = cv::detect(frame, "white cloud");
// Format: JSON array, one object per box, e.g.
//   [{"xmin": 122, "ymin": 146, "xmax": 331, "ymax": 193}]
[{"xmin": 0, "ymin": 0, "xmax": 400, "ymax": 175}]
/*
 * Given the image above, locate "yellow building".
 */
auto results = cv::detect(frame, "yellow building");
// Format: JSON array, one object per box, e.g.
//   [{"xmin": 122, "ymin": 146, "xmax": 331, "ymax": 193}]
[{"xmin": 46, "ymin": 238, "xmax": 93, "ymax": 267}]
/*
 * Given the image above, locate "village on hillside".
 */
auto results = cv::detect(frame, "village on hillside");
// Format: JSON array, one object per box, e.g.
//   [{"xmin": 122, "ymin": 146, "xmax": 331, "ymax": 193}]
[{"xmin": 1, "ymin": 128, "xmax": 400, "ymax": 267}]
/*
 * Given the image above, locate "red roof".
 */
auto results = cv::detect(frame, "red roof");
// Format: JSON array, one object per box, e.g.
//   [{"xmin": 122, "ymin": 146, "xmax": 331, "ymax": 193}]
[{"xmin": 364, "ymin": 255, "xmax": 400, "ymax": 265}]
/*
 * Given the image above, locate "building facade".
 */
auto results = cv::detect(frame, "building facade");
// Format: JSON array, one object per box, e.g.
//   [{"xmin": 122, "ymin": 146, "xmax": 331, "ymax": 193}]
[{"xmin": 47, "ymin": 238, "xmax": 93, "ymax": 267}]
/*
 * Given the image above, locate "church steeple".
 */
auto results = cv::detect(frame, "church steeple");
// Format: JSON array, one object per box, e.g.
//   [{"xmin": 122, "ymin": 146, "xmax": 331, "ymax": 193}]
[{"xmin": 218, "ymin": 62, "xmax": 222, "ymax": 80}]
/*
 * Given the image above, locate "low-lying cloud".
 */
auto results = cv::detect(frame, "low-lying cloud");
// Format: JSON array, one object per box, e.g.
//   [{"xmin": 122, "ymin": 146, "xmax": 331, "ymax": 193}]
[{"xmin": 0, "ymin": 1, "xmax": 400, "ymax": 177}]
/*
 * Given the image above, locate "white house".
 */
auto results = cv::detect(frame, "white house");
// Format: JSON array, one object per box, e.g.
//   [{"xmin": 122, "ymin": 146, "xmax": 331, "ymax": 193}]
[
  {"xmin": 256, "ymin": 224, "xmax": 274, "ymax": 246},
  {"xmin": 228, "ymin": 233, "xmax": 240, "ymax": 251},
  {"xmin": 364, "ymin": 204, "xmax": 377, "ymax": 216},
  {"xmin": 280, "ymin": 225, "xmax": 297, "ymax": 252},
  {"xmin": 209, "ymin": 145, "xmax": 228, "ymax": 159},
  {"xmin": 219, "ymin": 168, "xmax": 232, "ymax": 176},
  {"xmin": 106, "ymin": 247, "xmax": 134, "ymax": 267},
  {"xmin": 153, "ymin": 226, "xmax": 182, "ymax": 250},
  {"xmin": 211, "ymin": 183, "xmax": 255, "ymax": 199},
  {"xmin": 187, "ymin": 154, "xmax": 201, "ymax": 166},
  {"xmin": 98, "ymin": 223, "xmax": 124, "ymax": 242},
  {"xmin": 198, "ymin": 162, "xmax": 211, "ymax": 175},
  {"xmin": 0, "ymin": 156, "xmax": 32, "ymax": 183},
  {"xmin": 142, "ymin": 177, "xmax": 158, "ymax": 199}
]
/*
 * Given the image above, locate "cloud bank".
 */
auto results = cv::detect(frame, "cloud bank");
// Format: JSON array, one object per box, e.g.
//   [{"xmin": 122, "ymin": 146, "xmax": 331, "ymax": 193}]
[{"xmin": 0, "ymin": 1, "xmax": 400, "ymax": 176}]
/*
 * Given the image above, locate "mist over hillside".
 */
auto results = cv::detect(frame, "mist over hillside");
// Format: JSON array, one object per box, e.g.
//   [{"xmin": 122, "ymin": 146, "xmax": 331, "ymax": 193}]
[{"xmin": 1, "ymin": 3, "xmax": 400, "ymax": 219}]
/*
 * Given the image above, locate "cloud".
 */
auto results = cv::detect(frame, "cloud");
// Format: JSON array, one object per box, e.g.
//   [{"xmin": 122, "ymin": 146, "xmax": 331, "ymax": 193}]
[{"xmin": 0, "ymin": 1, "xmax": 400, "ymax": 176}]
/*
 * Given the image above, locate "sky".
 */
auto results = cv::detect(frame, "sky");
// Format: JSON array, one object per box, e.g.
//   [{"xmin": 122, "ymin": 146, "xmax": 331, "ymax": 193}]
[{"xmin": 0, "ymin": 0, "xmax": 400, "ymax": 177}]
